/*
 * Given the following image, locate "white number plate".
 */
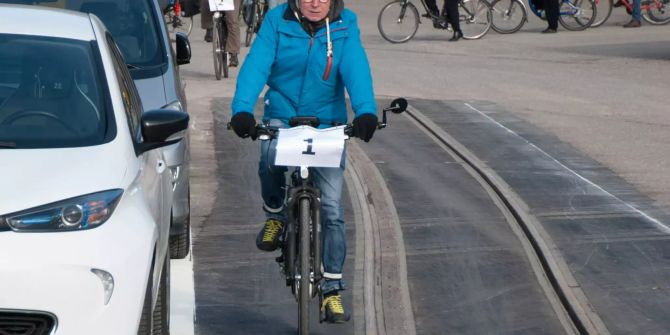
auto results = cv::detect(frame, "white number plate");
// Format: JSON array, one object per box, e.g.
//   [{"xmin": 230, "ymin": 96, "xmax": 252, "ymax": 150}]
[
  {"xmin": 274, "ymin": 126, "xmax": 347, "ymax": 168},
  {"xmin": 209, "ymin": 0, "xmax": 234, "ymax": 11}
]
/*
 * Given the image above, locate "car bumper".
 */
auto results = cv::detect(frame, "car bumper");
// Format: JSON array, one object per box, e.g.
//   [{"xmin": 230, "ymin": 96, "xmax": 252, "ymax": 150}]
[{"xmin": 0, "ymin": 196, "xmax": 158, "ymax": 335}]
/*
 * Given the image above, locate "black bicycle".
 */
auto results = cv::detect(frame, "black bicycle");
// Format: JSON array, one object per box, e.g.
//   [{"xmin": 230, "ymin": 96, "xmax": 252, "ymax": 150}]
[
  {"xmin": 212, "ymin": 9, "xmax": 229, "ymax": 79},
  {"xmin": 228, "ymin": 98, "xmax": 407, "ymax": 334},
  {"xmin": 378, "ymin": 0, "xmax": 492, "ymax": 42},
  {"xmin": 241, "ymin": 0, "xmax": 268, "ymax": 47}
]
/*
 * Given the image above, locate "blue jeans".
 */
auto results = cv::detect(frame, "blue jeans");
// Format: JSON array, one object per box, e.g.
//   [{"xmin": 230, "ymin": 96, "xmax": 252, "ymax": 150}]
[
  {"xmin": 632, "ymin": 0, "xmax": 641, "ymax": 21},
  {"xmin": 259, "ymin": 120, "xmax": 347, "ymax": 294}
]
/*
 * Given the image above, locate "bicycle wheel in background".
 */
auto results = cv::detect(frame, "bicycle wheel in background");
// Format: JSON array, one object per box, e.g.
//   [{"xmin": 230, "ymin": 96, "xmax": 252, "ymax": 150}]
[
  {"xmin": 179, "ymin": 16, "xmax": 194, "ymax": 35},
  {"xmin": 298, "ymin": 198, "xmax": 311, "ymax": 335},
  {"xmin": 558, "ymin": 0, "xmax": 596, "ymax": 30},
  {"xmin": 643, "ymin": 0, "xmax": 670, "ymax": 24},
  {"xmin": 220, "ymin": 23, "xmax": 229, "ymax": 79},
  {"xmin": 245, "ymin": 0, "xmax": 259, "ymax": 47},
  {"xmin": 377, "ymin": 0, "xmax": 420, "ymax": 43},
  {"xmin": 489, "ymin": 0, "xmax": 527, "ymax": 33},
  {"xmin": 212, "ymin": 18, "xmax": 223, "ymax": 80},
  {"xmin": 460, "ymin": 0, "xmax": 492, "ymax": 39},
  {"xmin": 591, "ymin": 0, "xmax": 612, "ymax": 27}
]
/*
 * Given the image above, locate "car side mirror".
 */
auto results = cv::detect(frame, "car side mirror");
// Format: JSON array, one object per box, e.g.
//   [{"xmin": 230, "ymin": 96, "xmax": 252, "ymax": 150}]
[
  {"xmin": 137, "ymin": 109, "xmax": 189, "ymax": 154},
  {"xmin": 175, "ymin": 32, "xmax": 191, "ymax": 65}
]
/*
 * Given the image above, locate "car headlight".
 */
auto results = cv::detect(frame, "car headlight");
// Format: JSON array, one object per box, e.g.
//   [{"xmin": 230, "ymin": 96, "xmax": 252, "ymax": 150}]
[{"xmin": 1, "ymin": 189, "xmax": 123, "ymax": 232}]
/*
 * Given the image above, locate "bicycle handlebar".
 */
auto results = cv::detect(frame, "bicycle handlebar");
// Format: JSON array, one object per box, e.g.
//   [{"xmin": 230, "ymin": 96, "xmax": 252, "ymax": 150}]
[{"xmin": 226, "ymin": 97, "xmax": 408, "ymax": 140}]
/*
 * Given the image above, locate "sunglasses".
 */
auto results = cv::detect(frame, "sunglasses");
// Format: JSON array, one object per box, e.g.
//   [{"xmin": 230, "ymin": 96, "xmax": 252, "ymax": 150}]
[{"xmin": 302, "ymin": 0, "xmax": 330, "ymax": 3}]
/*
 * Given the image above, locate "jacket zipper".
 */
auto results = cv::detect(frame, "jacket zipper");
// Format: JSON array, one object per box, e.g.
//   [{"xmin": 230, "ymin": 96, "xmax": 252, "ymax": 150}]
[{"xmin": 297, "ymin": 33, "xmax": 315, "ymax": 115}]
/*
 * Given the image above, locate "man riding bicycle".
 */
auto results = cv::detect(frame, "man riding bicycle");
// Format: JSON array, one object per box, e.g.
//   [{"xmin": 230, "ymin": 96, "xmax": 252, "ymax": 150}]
[{"xmin": 230, "ymin": 0, "xmax": 377, "ymax": 324}]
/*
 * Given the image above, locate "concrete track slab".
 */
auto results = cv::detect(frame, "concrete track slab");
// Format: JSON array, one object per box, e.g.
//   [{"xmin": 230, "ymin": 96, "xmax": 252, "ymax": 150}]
[
  {"xmin": 410, "ymin": 98, "xmax": 670, "ymax": 334},
  {"xmin": 360, "ymin": 105, "xmax": 567, "ymax": 334}
]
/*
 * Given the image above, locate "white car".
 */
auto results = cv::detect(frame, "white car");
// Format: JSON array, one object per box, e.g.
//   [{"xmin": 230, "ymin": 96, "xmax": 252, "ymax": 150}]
[{"xmin": 0, "ymin": 5, "xmax": 187, "ymax": 334}]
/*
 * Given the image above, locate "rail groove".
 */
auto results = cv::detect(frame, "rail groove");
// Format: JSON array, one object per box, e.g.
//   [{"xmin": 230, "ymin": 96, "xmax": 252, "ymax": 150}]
[{"xmin": 404, "ymin": 105, "xmax": 611, "ymax": 335}]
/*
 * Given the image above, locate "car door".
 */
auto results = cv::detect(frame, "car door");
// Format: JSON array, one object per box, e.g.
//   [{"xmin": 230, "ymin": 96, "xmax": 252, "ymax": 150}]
[{"xmin": 106, "ymin": 33, "xmax": 169, "ymax": 260}]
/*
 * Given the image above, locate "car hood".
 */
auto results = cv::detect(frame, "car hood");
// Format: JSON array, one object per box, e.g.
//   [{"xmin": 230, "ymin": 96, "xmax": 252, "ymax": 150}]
[
  {"xmin": 0, "ymin": 145, "xmax": 128, "ymax": 215},
  {"xmin": 134, "ymin": 75, "xmax": 168, "ymax": 111}
]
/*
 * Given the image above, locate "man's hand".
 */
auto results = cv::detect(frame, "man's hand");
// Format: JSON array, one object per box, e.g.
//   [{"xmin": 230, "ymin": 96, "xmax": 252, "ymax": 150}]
[
  {"xmin": 352, "ymin": 114, "xmax": 378, "ymax": 142},
  {"xmin": 230, "ymin": 112, "xmax": 257, "ymax": 139}
]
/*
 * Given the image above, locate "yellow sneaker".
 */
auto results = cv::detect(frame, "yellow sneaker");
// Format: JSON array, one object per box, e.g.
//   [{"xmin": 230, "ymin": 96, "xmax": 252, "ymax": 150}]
[
  {"xmin": 321, "ymin": 292, "xmax": 349, "ymax": 323},
  {"xmin": 255, "ymin": 219, "xmax": 283, "ymax": 251}
]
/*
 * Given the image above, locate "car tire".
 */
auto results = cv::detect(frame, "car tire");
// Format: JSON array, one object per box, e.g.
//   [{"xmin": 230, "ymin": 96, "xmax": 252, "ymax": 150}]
[
  {"xmin": 137, "ymin": 261, "xmax": 154, "ymax": 335},
  {"xmin": 169, "ymin": 188, "xmax": 191, "ymax": 259},
  {"xmin": 152, "ymin": 253, "xmax": 170, "ymax": 335},
  {"xmin": 169, "ymin": 214, "xmax": 190, "ymax": 259},
  {"xmin": 137, "ymin": 253, "xmax": 171, "ymax": 335}
]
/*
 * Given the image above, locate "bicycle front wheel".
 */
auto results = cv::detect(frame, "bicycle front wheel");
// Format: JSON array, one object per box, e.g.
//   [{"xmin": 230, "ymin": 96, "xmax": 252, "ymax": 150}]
[
  {"xmin": 644, "ymin": 0, "xmax": 670, "ymax": 24},
  {"xmin": 558, "ymin": 0, "xmax": 596, "ymax": 30},
  {"xmin": 298, "ymin": 198, "xmax": 311, "ymax": 335},
  {"xmin": 490, "ymin": 0, "xmax": 527, "ymax": 33},
  {"xmin": 591, "ymin": 0, "xmax": 612, "ymax": 27},
  {"xmin": 212, "ymin": 19, "xmax": 223, "ymax": 80},
  {"xmin": 460, "ymin": 0, "xmax": 492, "ymax": 39},
  {"xmin": 378, "ymin": 0, "xmax": 420, "ymax": 43}
]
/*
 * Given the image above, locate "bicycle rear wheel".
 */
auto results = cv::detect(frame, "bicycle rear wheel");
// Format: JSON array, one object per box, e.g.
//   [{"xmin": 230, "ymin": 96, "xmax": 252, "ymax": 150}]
[
  {"xmin": 460, "ymin": 0, "xmax": 492, "ymax": 39},
  {"xmin": 591, "ymin": 0, "xmax": 612, "ymax": 27},
  {"xmin": 644, "ymin": 0, "xmax": 670, "ymax": 24},
  {"xmin": 245, "ymin": 1, "xmax": 258, "ymax": 47},
  {"xmin": 490, "ymin": 0, "xmax": 527, "ymax": 33},
  {"xmin": 378, "ymin": 0, "xmax": 420, "ymax": 43},
  {"xmin": 558, "ymin": 0, "xmax": 596, "ymax": 30},
  {"xmin": 212, "ymin": 18, "xmax": 223, "ymax": 80},
  {"xmin": 298, "ymin": 198, "xmax": 311, "ymax": 335}
]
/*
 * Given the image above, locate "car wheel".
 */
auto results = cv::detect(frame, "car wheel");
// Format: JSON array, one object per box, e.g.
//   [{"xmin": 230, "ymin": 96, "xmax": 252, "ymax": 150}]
[
  {"xmin": 169, "ymin": 214, "xmax": 190, "ymax": 259},
  {"xmin": 137, "ymin": 253, "xmax": 171, "ymax": 335},
  {"xmin": 137, "ymin": 262, "xmax": 154, "ymax": 334},
  {"xmin": 152, "ymin": 253, "xmax": 170, "ymax": 335},
  {"xmin": 169, "ymin": 188, "xmax": 191, "ymax": 259}
]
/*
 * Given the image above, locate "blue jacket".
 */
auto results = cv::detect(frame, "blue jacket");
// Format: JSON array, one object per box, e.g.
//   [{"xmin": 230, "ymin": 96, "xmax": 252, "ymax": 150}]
[{"xmin": 231, "ymin": 3, "xmax": 377, "ymax": 126}]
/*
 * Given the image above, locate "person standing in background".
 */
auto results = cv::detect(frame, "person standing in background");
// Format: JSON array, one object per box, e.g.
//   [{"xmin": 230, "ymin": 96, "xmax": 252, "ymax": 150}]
[
  {"xmin": 201, "ymin": 0, "xmax": 242, "ymax": 66},
  {"xmin": 424, "ymin": 0, "xmax": 462, "ymax": 41},
  {"xmin": 542, "ymin": 0, "xmax": 559, "ymax": 33},
  {"xmin": 616, "ymin": 0, "xmax": 641, "ymax": 27}
]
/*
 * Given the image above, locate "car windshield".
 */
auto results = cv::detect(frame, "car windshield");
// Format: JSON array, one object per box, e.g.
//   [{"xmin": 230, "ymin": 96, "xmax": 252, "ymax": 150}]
[
  {"xmin": 3, "ymin": 0, "xmax": 165, "ymax": 69},
  {"xmin": 0, "ymin": 34, "xmax": 114, "ymax": 149}
]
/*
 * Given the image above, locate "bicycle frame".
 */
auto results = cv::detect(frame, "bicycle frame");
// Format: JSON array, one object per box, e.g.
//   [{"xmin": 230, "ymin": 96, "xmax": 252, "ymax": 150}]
[
  {"xmin": 527, "ymin": 0, "xmax": 583, "ymax": 17},
  {"xmin": 617, "ymin": 0, "xmax": 663, "ymax": 11}
]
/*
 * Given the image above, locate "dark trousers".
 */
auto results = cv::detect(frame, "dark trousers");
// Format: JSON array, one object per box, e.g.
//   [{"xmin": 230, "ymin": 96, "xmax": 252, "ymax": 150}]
[
  {"xmin": 425, "ymin": 0, "xmax": 440, "ymax": 15},
  {"xmin": 544, "ymin": 0, "xmax": 559, "ymax": 29},
  {"xmin": 425, "ymin": 0, "xmax": 460, "ymax": 31},
  {"xmin": 443, "ymin": 0, "xmax": 460, "ymax": 32}
]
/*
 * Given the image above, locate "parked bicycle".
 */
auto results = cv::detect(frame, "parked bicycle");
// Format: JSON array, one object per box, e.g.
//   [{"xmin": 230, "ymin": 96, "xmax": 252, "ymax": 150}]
[
  {"xmin": 610, "ymin": 0, "xmax": 670, "ymax": 24},
  {"xmin": 228, "ymin": 98, "xmax": 407, "ymax": 335},
  {"xmin": 210, "ymin": 0, "xmax": 230, "ymax": 79},
  {"xmin": 241, "ymin": 0, "xmax": 268, "ymax": 47},
  {"xmin": 488, "ymin": 0, "xmax": 596, "ymax": 33},
  {"xmin": 164, "ymin": 0, "xmax": 194, "ymax": 36},
  {"xmin": 378, "ymin": 0, "xmax": 492, "ymax": 43}
]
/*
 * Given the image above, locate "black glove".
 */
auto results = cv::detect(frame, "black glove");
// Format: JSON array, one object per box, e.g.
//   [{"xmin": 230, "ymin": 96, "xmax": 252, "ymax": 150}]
[
  {"xmin": 230, "ymin": 112, "xmax": 257, "ymax": 139},
  {"xmin": 352, "ymin": 114, "xmax": 378, "ymax": 142}
]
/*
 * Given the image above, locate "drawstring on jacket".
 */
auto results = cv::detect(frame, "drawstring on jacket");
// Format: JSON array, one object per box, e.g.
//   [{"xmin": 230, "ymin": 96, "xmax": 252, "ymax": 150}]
[{"xmin": 323, "ymin": 17, "xmax": 333, "ymax": 81}]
